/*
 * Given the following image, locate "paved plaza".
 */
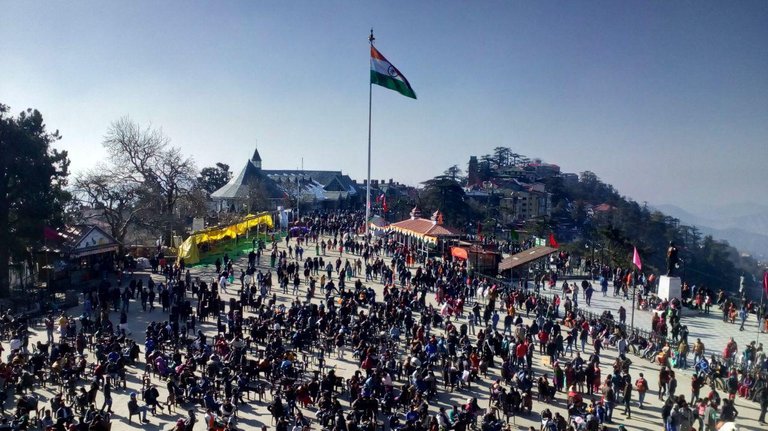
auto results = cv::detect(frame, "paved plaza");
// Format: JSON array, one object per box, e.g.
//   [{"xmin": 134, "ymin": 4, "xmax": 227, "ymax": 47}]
[
  {"xmin": 4, "ymin": 236, "xmax": 761, "ymax": 431},
  {"xmin": 536, "ymin": 281, "xmax": 766, "ymax": 362}
]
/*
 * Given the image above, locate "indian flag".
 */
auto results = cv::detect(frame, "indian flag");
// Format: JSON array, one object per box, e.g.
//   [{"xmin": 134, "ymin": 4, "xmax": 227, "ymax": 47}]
[{"xmin": 370, "ymin": 46, "xmax": 417, "ymax": 99}]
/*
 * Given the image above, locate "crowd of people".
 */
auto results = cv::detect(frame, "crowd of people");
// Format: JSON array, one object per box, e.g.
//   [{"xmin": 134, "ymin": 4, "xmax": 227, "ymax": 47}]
[{"xmin": 0, "ymin": 210, "xmax": 760, "ymax": 431}]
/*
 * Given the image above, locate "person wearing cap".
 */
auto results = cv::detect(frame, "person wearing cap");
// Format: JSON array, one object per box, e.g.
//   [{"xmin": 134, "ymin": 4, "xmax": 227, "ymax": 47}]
[{"xmin": 128, "ymin": 392, "xmax": 148, "ymax": 423}]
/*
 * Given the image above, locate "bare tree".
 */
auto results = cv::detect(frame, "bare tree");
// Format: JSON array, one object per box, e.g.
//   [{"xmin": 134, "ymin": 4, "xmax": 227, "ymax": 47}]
[
  {"xmin": 73, "ymin": 167, "xmax": 146, "ymax": 245},
  {"xmin": 103, "ymin": 117, "xmax": 167, "ymax": 177},
  {"xmin": 102, "ymin": 117, "xmax": 196, "ymax": 240},
  {"xmin": 152, "ymin": 146, "xmax": 197, "ymax": 215}
]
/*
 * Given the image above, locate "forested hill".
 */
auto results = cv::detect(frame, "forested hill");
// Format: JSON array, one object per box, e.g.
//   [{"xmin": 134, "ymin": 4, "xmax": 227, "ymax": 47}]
[
  {"xmin": 421, "ymin": 148, "xmax": 762, "ymax": 297},
  {"xmin": 542, "ymin": 172, "xmax": 763, "ymax": 297}
]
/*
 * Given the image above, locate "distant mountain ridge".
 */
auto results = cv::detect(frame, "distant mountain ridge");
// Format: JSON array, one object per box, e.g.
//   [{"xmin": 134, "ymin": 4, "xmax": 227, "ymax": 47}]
[{"xmin": 653, "ymin": 203, "xmax": 768, "ymax": 258}]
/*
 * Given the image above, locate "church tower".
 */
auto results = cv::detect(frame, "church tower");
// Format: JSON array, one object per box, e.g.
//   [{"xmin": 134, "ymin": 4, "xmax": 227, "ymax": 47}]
[{"xmin": 251, "ymin": 147, "xmax": 262, "ymax": 170}]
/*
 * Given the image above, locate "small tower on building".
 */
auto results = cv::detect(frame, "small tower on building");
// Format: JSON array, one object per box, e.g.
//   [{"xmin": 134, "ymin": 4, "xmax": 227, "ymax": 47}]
[
  {"xmin": 251, "ymin": 147, "xmax": 262, "ymax": 170},
  {"xmin": 467, "ymin": 156, "xmax": 479, "ymax": 186}
]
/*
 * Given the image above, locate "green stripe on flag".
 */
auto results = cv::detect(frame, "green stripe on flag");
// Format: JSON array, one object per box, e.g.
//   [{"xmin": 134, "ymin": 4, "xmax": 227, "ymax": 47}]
[{"xmin": 371, "ymin": 70, "xmax": 417, "ymax": 99}]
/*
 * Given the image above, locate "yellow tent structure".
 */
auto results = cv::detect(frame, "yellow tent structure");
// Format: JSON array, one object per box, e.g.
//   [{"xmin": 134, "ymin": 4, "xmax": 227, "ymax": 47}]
[{"xmin": 177, "ymin": 213, "xmax": 273, "ymax": 265}]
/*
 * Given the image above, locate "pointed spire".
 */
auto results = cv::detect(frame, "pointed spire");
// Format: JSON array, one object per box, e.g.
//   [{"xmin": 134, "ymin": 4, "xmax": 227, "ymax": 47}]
[{"xmin": 251, "ymin": 146, "xmax": 262, "ymax": 170}]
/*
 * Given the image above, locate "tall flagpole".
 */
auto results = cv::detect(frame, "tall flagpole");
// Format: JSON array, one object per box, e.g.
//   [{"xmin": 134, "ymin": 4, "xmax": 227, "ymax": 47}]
[
  {"xmin": 758, "ymin": 282, "xmax": 765, "ymax": 345},
  {"xmin": 365, "ymin": 29, "xmax": 374, "ymax": 237}
]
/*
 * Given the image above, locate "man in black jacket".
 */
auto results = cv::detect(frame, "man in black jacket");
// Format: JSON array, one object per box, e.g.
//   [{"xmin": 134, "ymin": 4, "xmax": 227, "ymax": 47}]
[{"xmin": 759, "ymin": 386, "xmax": 768, "ymax": 424}]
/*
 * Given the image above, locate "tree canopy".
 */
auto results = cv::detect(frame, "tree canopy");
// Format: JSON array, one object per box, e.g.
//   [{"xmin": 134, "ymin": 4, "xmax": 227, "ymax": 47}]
[
  {"xmin": 197, "ymin": 163, "xmax": 231, "ymax": 195},
  {"xmin": 557, "ymin": 171, "xmax": 760, "ymax": 294},
  {"xmin": 419, "ymin": 175, "xmax": 473, "ymax": 227},
  {"xmin": 0, "ymin": 104, "xmax": 70, "ymax": 296}
]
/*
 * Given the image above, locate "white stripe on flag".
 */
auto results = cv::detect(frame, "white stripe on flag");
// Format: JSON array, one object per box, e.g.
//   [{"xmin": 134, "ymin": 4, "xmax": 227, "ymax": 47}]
[{"xmin": 371, "ymin": 58, "xmax": 403, "ymax": 80}]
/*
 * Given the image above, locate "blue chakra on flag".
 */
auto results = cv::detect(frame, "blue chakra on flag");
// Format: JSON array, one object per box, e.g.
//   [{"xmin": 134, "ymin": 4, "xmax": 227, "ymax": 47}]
[{"xmin": 387, "ymin": 66, "xmax": 399, "ymax": 78}]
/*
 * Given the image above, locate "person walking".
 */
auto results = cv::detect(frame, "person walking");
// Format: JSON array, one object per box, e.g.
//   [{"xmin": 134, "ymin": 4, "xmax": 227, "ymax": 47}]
[
  {"xmin": 691, "ymin": 375, "xmax": 703, "ymax": 405},
  {"xmin": 659, "ymin": 366, "xmax": 670, "ymax": 400},
  {"xmin": 668, "ymin": 373, "xmax": 678, "ymax": 400},
  {"xmin": 635, "ymin": 373, "xmax": 648, "ymax": 409},
  {"xmin": 100, "ymin": 377, "xmax": 113, "ymax": 414},
  {"xmin": 703, "ymin": 401, "xmax": 719, "ymax": 431},
  {"xmin": 739, "ymin": 306, "xmax": 748, "ymax": 331},
  {"xmin": 44, "ymin": 314, "xmax": 54, "ymax": 344},
  {"xmin": 693, "ymin": 338, "xmax": 705, "ymax": 365},
  {"xmin": 622, "ymin": 379, "xmax": 632, "ymax": 419},
  {"xmin": 677, "ymin": 340, "xmax": 689, "ymax": 369},
  {"xmin": 760, "ymin": 382, "xmax": 768, "ymax": 424},
  {"xmin": 604, "ymin": 385, "xmax": 616, "ymax": 423},
  {"xmin": 491, "ymin": 310, "xmax": 500, "ymax": 332},
  {"xmin": 662, "ymin": 399, "xmax": 674, "ymax": 431}
]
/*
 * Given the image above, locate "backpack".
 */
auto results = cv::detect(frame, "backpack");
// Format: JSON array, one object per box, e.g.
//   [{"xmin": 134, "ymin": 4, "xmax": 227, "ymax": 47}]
[{"xmin": 636, "ymin": 378, "xmax": 647, "ymax": 392}]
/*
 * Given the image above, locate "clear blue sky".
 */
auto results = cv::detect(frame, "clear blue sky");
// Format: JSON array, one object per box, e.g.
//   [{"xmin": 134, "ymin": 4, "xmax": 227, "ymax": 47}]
[{"xmin": 2, "ymin": 1, "xmax": 766, "ymax": 211}]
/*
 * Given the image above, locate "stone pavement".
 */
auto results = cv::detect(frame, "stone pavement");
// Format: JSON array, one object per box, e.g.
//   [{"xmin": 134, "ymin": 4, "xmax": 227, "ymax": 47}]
[
  {"xmin": 536, "ymin": 281, "xmax": 765, "ymax": 362},
  {"xmin": 3, "ymin": 238, "xmax": 759, "ymax": 431}
]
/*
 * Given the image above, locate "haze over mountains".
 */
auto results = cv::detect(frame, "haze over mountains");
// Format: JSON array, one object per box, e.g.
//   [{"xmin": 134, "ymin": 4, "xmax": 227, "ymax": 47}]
[{"xmin": 653, "ymin": 202, "xmax": 768, "ymax": 260}]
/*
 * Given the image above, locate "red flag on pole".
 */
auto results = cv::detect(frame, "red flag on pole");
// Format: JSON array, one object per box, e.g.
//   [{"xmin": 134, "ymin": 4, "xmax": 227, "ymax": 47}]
[
  {"xmin": 633, "ymin": 246, "xmax": 643, "ymax": 270},
  {"xmin": 382, "ymin": 196, "xmax": 388, "ymax": 213},
  {"xmin": 763, "ymin": 270, "xmax": 768, "ymax": 297},
  {"xmin": 548, "ymin": 233, "xmax": 559, "ymax": 248}
]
